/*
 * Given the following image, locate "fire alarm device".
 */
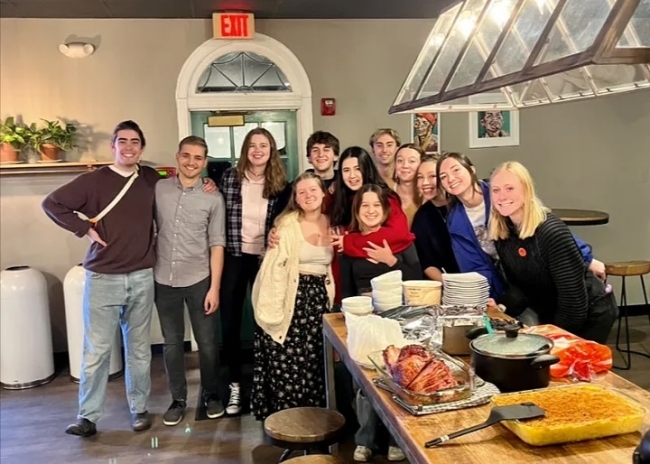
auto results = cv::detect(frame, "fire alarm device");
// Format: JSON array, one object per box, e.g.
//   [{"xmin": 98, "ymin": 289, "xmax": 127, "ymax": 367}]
[{"xmin": 321, "ymin": 98, "xmax": 336, "ymax": 116}]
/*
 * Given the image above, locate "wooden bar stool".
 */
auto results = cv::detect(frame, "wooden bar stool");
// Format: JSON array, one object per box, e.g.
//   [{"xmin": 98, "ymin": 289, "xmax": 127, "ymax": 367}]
[
  {"xmin": 284, "ymin": 455, "xmax": 345, "ymax": 463},
  {"xmin": 263, "ymin": 407, "xmax": 346, "ymax": 463},
  {"xmin": 606, "ymin": 260, "xmax": 650, "ymax": 370}
]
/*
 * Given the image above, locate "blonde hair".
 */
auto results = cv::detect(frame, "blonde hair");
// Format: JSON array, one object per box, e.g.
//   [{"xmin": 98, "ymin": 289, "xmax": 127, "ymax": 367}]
[
  {"xmin": 488, "ymin": 161, "xmax": 549, "ymax": 240},
  {"xmin": 275, "ymin": 172, "xmax": 326, "ymax": 226}
]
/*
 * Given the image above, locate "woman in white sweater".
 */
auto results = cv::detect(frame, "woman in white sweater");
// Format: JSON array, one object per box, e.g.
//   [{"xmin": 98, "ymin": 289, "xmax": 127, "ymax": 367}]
[{"xmin": 251, "ymin": 172, "xmax": 335, "ymax": 420}]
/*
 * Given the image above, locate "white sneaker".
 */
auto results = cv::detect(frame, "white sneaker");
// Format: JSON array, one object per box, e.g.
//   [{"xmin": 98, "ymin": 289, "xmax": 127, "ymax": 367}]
[
  {"xmin": 387, "ymin": 446, "xmax": 405, "ymax": 461},
  {"xmin": 225, "ymin": 384, "xmax": 241, "ymax": 415},
  {"xmin": 353, "ymin": 445, "xmax": 372, "ymax": 462}
]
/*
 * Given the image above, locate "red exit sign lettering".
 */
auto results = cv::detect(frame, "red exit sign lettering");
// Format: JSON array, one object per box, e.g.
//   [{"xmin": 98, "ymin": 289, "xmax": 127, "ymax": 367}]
[{"xmin": 213, "ymin": 12, "xmax": 255, "ymax": 39}]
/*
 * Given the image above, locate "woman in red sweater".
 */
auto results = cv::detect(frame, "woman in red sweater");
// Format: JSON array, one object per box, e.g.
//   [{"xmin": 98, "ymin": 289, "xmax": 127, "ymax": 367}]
[{"xmin": 327, "ymin": 146, "xmax": 413, "ymax": 304}]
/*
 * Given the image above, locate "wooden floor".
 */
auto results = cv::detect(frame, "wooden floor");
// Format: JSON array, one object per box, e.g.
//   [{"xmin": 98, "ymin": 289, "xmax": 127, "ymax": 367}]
[{"xmin": 1, "ymin": 315, "xmax": 648, "ymax": 464}]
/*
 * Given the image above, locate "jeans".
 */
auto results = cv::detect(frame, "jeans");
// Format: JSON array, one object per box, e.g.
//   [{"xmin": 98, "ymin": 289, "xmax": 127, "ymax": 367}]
[
  {"xmin": 154, "ymin": 277, "xmax": 220, "ymax": 401},
  {"xmin": 219, "ymin": 252, "xmax": 260, "ymax": 383},
  {"xmin": 355, "ymin": 389, "xmax": 397, "ymax": 450},
  {"xmin": 78, "ymin": 268, "xmax": 154, "ymax": 423}
]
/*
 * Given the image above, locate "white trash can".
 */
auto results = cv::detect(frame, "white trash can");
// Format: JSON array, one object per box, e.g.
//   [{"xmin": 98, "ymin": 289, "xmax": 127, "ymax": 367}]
[
  {"xmin": 0, "ymin": 265, "xmax": 55, "ymax": 389},
  {"xmin": 64, "ymin": 264, "xmax": 123, "ymax": 382}
]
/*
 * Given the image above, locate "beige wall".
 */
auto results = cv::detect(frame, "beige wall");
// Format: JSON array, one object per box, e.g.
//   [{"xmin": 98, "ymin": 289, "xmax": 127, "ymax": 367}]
[{"xmin": 1, "ymin": 18, "xmax": 649, "ymax": 351}]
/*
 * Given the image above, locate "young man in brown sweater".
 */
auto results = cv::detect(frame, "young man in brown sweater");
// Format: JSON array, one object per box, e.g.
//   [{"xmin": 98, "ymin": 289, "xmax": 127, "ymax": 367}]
[{"xmin": 42, "ymin": 121, "xmax": 161, "ymax": 437}]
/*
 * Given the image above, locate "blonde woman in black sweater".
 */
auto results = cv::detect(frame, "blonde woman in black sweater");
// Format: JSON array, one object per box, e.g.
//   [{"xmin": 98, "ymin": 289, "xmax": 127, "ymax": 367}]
[{"xmin": 488, "ymin": 161, "xmax": 617, "ymax": 344}]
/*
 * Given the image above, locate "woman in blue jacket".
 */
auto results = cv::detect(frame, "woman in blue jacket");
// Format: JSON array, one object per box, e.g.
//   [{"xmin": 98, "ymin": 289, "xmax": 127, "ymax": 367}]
[{"xmin": 435, "ymin": 152, "xmax": 604, "ymax": 318}]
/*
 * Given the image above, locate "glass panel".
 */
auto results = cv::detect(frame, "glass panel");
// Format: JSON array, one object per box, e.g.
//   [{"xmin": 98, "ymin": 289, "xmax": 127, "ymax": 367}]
[
  {"xmin": 233, "ymin": 123, "xmax": 259, "ymax": 157},
  {"xmin": 449, "ymin": 0, "xmax": 519, "ymax": 90},
  {"xmin": 588, "ymin": 64, "xmax": 650, "ymax": 94},
  {"xmin": 448, "ymin": 40, "xmax": 487, "ymax": 90},
  {"xmin": 492, "ymin": 0, "xmax": 557, "ymax": 76},
  {"xmin": 419, "ymin": 0, "xmax": 489, "ymax": 98},
  {"xmin": 507, "ymin": 79, "xmax": 551, "ymax": 106},
  {"xmin": 196, "ymin": 52, "xmax": 291, "ymax": 93},
  {"xmin": 393, "ymin": 4, "xmax": 461, "ymax": 105},
  {"xmin": 204, "ymin": 125, "xmax": 232, "ymax": 159},
  {"xmin": 261, "ymin": 122, "xmax": 287, "ymax": 151},
  {"xmin": 617, "ymin": 0, "xmax": 650, "ymax": 47},
  {"xmin": 536, "ymin": 0, "xmax": 612, "ymax": 64},
  {"xmin": 544, "ymin": 69, "xmax": 594, "ymax": 101}
]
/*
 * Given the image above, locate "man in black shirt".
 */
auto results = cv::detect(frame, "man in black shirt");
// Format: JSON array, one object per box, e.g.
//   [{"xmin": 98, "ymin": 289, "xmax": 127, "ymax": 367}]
[{"xmin": 304, "ymin": 131, "xmax": 338, "ymax": 188}]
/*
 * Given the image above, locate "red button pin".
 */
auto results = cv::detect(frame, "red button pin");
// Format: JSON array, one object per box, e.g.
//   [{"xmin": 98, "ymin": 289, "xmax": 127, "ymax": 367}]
[{"xmin": 518, "ymin": 247, "xmax": 527, "ymax": 257}]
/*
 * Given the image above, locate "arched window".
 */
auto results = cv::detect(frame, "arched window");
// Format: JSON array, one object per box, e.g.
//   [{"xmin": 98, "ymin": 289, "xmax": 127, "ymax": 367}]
[{"xmin": 196, "ymin": 51, "xmax": 292, "ymax": 93}]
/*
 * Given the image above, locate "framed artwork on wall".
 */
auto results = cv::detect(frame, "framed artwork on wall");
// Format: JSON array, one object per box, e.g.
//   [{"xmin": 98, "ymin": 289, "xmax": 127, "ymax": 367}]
[
  {"xmin": 468, "ymin": 93, "xmax": 520, "ymax": 148},
  {"xmin": 411, "ymin": 112, "xmax": 441, "ymax": 154}
]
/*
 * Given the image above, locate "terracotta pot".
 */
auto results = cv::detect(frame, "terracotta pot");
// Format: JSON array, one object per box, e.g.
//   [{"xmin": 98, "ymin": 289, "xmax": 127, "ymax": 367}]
[
  {"xmin": 0, "ymin": 143, "xmax": 18, "ymax": 163},
  {"xmin": 40, "ymin": 143, "xmax": 60, "ymax": 162}
]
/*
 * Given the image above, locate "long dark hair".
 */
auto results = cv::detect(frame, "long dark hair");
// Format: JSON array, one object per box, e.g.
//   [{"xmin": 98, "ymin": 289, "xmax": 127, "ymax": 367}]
[
  {"xmin": 349, "ymin": 184, "xmax": 391, "ymax": 233},
  {"xmin": 330, "ymin": 146, "xmax": 393, "ymax": 227}
]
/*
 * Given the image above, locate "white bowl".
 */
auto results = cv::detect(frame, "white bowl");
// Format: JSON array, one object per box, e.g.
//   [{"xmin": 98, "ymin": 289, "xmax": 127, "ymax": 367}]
[
  {"xmin": 370, "ymin": 270, "xmax": 402, "ymax": 285},
  {"xmin": 342, "ymin": 305, "xmax": 374, "ymax": 316},
  {"xmin": 371, "ymin": 280, "xmax": 403, "ymax": 292},
  {"xmin": 342, "ymin": 296, "xmax": 373, "ymax": 309},
  {"xmin": 372, "ymin": 295, "xmax": 404, "ymax": 305},
  {"xmin": 372, "ymin": 289, "xmax": 402, "ymax": 299},
  {"xmin": 374, "ymin": 302, "xmax": 400, "ymax": 312}
]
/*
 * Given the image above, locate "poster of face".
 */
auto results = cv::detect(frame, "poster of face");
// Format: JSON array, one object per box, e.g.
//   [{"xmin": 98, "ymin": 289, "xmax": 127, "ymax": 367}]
[
  {"xmin": 468, "ymin": 94, "xmax": 520, "ymax": 148},
  {"xmin": 411, "ymin": 112, "xmax": 441, "ymax": 154}
]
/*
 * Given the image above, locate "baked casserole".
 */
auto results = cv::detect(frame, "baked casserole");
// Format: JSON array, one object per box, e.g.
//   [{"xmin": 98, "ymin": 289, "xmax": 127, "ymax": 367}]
[{"xmin": 491, "ymin": 384, "xmax": 645, "ymax": 446}]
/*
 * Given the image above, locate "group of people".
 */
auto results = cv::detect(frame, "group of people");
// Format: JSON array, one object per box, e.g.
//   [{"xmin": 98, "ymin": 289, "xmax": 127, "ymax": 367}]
[{"xmin": 41, "ymin": 120, "xmax": 618, "ymax": 463}]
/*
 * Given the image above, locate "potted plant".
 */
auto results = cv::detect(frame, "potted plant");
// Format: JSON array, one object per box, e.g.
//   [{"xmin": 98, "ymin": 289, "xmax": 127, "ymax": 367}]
[
  {"xmin": 0, "ymin": 117, "xmax": 27, "ymax": 163},
  {"xmin": 37, "ymin": 119, "xmax": 77, "ymax": 161}
]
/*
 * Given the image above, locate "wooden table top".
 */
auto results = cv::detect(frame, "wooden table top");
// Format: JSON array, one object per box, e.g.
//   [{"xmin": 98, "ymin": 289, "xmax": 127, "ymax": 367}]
[
  {"xmin": 323, "ymin": 312, "xmax": 650, "ymax": 464},
  {"xmin": 551, "ymin": 208, "xmax": 610, "ymax": 226}
]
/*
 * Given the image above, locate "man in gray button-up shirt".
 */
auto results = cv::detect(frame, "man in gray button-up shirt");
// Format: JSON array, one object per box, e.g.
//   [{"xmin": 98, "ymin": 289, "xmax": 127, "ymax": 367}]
[{"xmin": 153, "ymin": 135, "xmax": 225, "ymax": 426}]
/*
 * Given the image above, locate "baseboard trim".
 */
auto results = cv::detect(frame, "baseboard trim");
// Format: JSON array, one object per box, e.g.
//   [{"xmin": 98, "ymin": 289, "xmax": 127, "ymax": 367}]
[{"xmin": 625, "ymin": 304, "xmax": 649, "ymax": 318}]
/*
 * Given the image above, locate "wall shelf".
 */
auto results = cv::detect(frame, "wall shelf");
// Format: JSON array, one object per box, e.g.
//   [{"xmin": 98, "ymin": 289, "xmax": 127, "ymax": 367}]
[{"xmin": 0, "ymin": 161, "xmax": 113, "ymax": 176}]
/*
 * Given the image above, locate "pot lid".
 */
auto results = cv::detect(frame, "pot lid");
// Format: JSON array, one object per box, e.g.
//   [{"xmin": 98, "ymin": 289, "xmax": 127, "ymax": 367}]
[{"xmin": 471, "ymin": 325, "xmax": 552, "ymax": 357}]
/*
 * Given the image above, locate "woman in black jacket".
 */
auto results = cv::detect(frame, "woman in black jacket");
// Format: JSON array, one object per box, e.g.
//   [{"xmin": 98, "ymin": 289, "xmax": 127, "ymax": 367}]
[
  {"xmin": 488, "ymin": 161, "xmax": 617, "ymax": 343},
  {"xmin": 411, "ymin": 154, "xmax": 459, "ymax": 282}
]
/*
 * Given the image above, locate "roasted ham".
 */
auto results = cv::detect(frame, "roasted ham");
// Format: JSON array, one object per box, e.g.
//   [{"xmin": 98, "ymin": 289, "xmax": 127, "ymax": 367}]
[{"xmin": 382, "ymin": 344, "xmax": 459, "ymax": 394}]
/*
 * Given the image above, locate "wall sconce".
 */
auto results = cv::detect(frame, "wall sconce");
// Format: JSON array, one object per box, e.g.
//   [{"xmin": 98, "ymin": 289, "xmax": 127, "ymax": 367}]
[{"xmin": 58, "ymin": 42, "xmax": 95, "ymax": 59}]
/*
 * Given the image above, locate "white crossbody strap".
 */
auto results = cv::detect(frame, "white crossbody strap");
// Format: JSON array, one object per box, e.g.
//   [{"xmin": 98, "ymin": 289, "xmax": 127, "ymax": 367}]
[{"xmin": 77, "ymin": 166, "xmax": 140, "ymax": 225}]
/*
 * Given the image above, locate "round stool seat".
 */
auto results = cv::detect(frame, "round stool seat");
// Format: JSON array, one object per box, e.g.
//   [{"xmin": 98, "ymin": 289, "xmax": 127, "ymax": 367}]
[
  {"xmin": 605, "ymin": 260, "xmax": 650, "ymax": 277},
  {"xmin": 264, "ymin": 407, "xmax": 345, "ymax": 444},
  {"xmin": 284, "ymin": 455, "xmax": 345, "ymax": 463}
]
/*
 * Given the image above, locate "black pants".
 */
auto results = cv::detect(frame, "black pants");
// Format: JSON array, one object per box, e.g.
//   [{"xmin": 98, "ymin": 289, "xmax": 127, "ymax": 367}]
[
  {"xmin": 220, "ymin": 252, "xmax": 261, "ymax": 383},
  {"xmin": 154, "ymin": 277, "xmax": 220, "ymax": 401}
]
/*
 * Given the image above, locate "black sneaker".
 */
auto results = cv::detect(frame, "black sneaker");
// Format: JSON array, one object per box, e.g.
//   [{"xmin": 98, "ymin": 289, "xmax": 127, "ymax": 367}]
[
  {"xmin": 204, "ymin": 394, "xmax": 225, "ymax": 419},
  {"xmin": 163, "ymin": 400, "xmax": 186, "ymax": 426},
  {"xmin": 131, "ymin": 411, "xmax": 152, "ymax": 432},
  {"xmin": 65, "ymin": 418, "xmax": 97, "ymax": 438}
]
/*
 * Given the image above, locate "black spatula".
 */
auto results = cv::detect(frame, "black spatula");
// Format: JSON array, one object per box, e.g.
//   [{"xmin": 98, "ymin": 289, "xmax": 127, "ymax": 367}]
[{"xmin": 424, "ymin": 402, "xmax": 545, "ymax": 448}]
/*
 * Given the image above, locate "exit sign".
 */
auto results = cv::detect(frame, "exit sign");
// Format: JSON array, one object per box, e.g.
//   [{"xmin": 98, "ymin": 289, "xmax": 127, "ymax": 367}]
[{"xmin": 213, "ymin": 12, "xmax": 255, "ymax": 39}]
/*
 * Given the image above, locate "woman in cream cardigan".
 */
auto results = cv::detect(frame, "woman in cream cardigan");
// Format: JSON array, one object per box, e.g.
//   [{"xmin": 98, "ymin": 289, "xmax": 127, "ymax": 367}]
[{"xmin": 251, "ymin": 172, "xmax": 335, "ymax": 421}]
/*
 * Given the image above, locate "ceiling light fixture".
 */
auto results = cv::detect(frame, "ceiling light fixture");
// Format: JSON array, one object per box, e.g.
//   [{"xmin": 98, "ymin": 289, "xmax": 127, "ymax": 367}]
[
  {"xmin": 58, "ymin": 42, "xmax": 95, "ymax": 59},
  {"xmin": 390, "ymin": 0, "xmax": 650, "ymax": 113}
]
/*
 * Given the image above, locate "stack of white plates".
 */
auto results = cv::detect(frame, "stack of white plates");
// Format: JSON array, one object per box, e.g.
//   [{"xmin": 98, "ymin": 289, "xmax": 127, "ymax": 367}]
[
  {"xmin": 370, "ymin": 270, "xmax": 404, "ymax": 312},
  {"xmin": 341, "ymin": 296, "xmax": 373, "ymax": 316},
  {"xmin": 442, "ymin": 272, "xmax": 490, "ymax": 307}
]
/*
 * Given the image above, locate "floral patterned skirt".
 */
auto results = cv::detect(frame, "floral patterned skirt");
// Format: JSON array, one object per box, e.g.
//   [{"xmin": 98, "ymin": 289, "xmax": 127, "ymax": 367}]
[{"xmin": 252, "ymin": 274, "xmax": 328, "ymax": 421}]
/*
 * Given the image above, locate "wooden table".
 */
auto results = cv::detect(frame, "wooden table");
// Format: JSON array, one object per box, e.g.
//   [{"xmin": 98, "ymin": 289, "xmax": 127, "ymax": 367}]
[
  {"xmin": 322, "ymin": 313, "xmax": 650, "ymax": 464},
  {"xmin": 551, "ymin": 208, "xmax": 610, "ymax": 226}
]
